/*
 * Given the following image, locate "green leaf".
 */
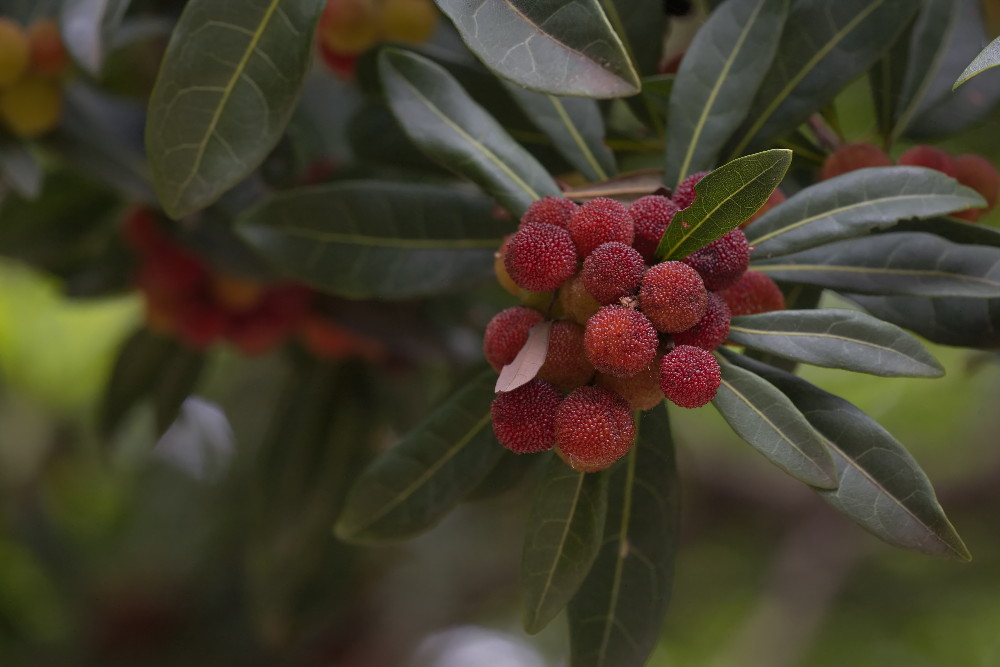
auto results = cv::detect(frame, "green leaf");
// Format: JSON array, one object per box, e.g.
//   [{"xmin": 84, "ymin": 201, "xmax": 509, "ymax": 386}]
[
  {"xmin": 521, "ymin": 455, "xmax": 610, "ymax": 634},
  {"xmin": 725, "ymin": 351, "xmax": 971, "ymax": 561},
  {"xmin": 745, "ymin": 166, "xmax": 985, "ymax": 258},
  {"xmin": 335, "ymin": 369, "xmax": 503, "ymax": 543},
  {"xmin": 868, "ymin": 17, "xmax": 910, "ymax": 145},
  {"xmin": 61, "ymin": 0, "xmax": 131, "ymax": 75},
  {"xmin": 665, "ymin": 0, "xmax": 789, "ymax": 186},
  {"xmin": 378, "ymin": 48, "xmax": 561, "ymax": 218},
  {"xmin": 954, "ymin": 34, "xmax": 1000, "ymax": 89},
  {"xmin": 567, "ymin": 404, "xmax": 679, "ymax": 667},
  {"xmin": 153, "ymin": 346, "xmax": 206, "ymax": 434},
  {"xmin": 656, "ymin": 149, "xmax": 791, "ymax": 261},
  {"xmin": 755, "ymin": 232, "xmax": 1000, "ymax": 298},
  {"xmin": 0, "ymin": 134, "xmax": 41, "ymax": 198},
  {"xmin": 598, "ymin": 0, "xmax": 667, "ymax": 77},
  {"xmin": 464, "ymin": 449, "xmax": 542, "ymax": 501},
  {"xmin": 145, "ymin": 0, "xmax": 325, "ymax": 218},
  {"xmin": 435, "ymin": 0, "xmax": 640, "ymax": 98},
  {"xmin": 100, "ymin": 328, "xmax": 180, "ymax": 435},
  {"xmin": 847, "ymin": 293, "xmax": 1000, "ymax": 349},
  {"xmin": 892, "ymin": 217, "xmax": 1000, "ymax": 248},
  {"xmin": 726, "ymin": 0, "xmax": 918, "ymax": 156},
  {"xmin": 727, "ymin": 309, "xmax": 944, "ymax": 378},
  {"xmin": 712, "ymin": 353, "xmax": 837, "ymax": 489},
  {"xmin": 236, "ymin": 181, "xmax": 509, "ymax": 299},
  {"xmin": 504, "ymin": 83, "xmax": 617, "ymax": 182}
]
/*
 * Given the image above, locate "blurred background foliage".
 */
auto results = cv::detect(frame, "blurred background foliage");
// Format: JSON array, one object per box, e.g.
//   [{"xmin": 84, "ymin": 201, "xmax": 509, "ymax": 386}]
[{"xmin": 1, "ymin": 0, "xmax": 1000, "ymax": 665}]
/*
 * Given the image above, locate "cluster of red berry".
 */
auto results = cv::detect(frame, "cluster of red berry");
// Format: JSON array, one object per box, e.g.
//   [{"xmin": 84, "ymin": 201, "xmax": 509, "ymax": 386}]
[
  {"xmin": 123, "ymin": 209, "xmax": 383, "ymax": 361},
  {"xmin": 486, "ymin": 175, "xmax": 786, "ymax": 473},
  {"xmin": 821, "ymin": 143, "xmax": 1000, "ymax": 222}
]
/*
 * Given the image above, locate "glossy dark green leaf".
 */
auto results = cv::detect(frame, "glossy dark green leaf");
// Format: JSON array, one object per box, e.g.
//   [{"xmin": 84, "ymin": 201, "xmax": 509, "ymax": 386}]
[
  {"xmin": 0, "ymin": 134, "xmax": 41, "ymax": 198},
  {"xmin": 756, "ymin": 232, "xmax": 1000, "ymax": 298},
  {"xmin": 728, "ymin": 309, "xmax": 943, "ymax": 378},
  {"xmin": 954, "ymin": 34, "xmax": 1000, "ymax": 89},
  {"xmin": 868, "ymin": 17, "xmax": 910, "ymax": 144},
  {"xmin": 504, "ymin": 84, "xmax": 616, "ymax": 182},
  {"xmin": 745, "ymin": 166, "xmax": 984, "ymax": 258},
  {"xmin": 727, "ymin": 0, "xmax": 918, "ymax": 156},
  {"xmin": 464, "ymin": 449, "xmax": 542, "ymax": 501},
  {"xmin": 146, "ymin": 0, "xmax": 325, "ymax": 218},
  {"xmin": 154, "ymin": 346, "xmax": 206, "ymax": 434},
  {"xmin": 100, "ymin": 328, "xmax": 181, "ymax": 435},
  {"xmin": 848, "ymin": 293, "xmax": 1000, "ymax": 349},
  {"xmin": 890, "ymin": 217, "xmax": 1000, "ymax": 248},
  {"xmin": 712, "ymin": 353, "xmax": 836, "ymax": 489},
  {"xmin": 61, "ymin": 0, "xmax": 131, "ymax": 75},
  {"xmin": 656, "ymin": 149, "xmax": 791, "ymax": 261},
  {"xmin": 379, "ymin": 48, "xmax": 561, "ymax": 217},
  {"xmin": 236, "ymin": 181, "xmax": 508, "ymax": 299},
  {"xmin": 599, "ymin": 0, "xmax": 667, "ymax": 77},
  {"xmin": 521, "ymin": 455, "xmax": 610, "ymax": 634},
  {"xmin": 665, "ymin": 0, "xmax": 789, "ymax": 186},
  {"xmin": 335, "ymin": 369, "xmax": 503, "ymax": 543},
  {"xmin": 568, "ymin": 404, "xmax": 679, "ymax": 667},
  {"xmin": 724, "ymin": 351, "xmax": 971, "ymax": 561},
  {"xmin": 435, "ymin": 0, "xmax": 640, "ymax": 98}
]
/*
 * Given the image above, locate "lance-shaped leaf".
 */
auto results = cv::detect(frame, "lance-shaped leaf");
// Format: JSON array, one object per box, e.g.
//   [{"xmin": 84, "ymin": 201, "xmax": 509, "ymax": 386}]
[
  {"xmin": 435, "ymin": 0, "xmax": 640, "ymax": 98},
  {"xmin": 599, "ymin": 0, "xmax": 667, "ymax": 77},
  {"xmin": 892, "ymin": 217, "xmax": 1000, "ymax": 248},
  {"xmin": 665, "ymin": 0, "xmax": 789, "ymax": 186},
  {"xmin": 146, "ymin": 0, "xmax": 324, "ymax": 218},
  {"xmin": 0, "ymin": 134, "xmax": 41, "ymax": 198},
  {"xmin": 746, "ymin": 166, "xmax": 984, "ymax": 258},
  {"xmin": 379, "ymin": 48, "xmax": 561, "ymax": 218},
  {"xmin": 724, "ymin": 351, "xmax": 970, "ymax": 561},
  {"xmin": 848, "ymin": 293, "xmax": 1000, "ymax": 349},
  {"xmin": 755, "ymin": 232, "xmax": 1000, "ymax": 298},
  {"xmin": 504, "ymin": 83, "xmax": 616, "ymax": 182},
  {"xmin": 154, "ymin": 346, "xmax": 206, "ymax": 433},
  {"xmin": 954, "ymin": 34, "xmax": 1000, "ymax": 89},
  {"xmin": 61, "ymin": 0, "xmax": 131, "ymax": 75},
  {"xmin": 568, "ymin": 404, "xmax": 679, "ymax": 667},
  {"xmin": 521, "ymin": 456, "xmax": 610, "ymax": 634},
  {"xmin": 726, "ymin": 0, "xmax": 917, "ymax": 156},
  {"xmin": 335, "ymin": 369, "xmax": 503, "ymax": 543},
  {"xmin": 712, "ymin": 353, "xmax": 836, "ymax": 489},
  {"xmin": 728, "ymin": 309, "xmax": 943, "ymax": 378},
  {"xmin": 101, "ymin": 328, "xmax": 181, "ymax": 435},
  {"xmin": 236, "ymin": 181, "xmax": 508, "ymax": 299},
  {"xmin": 656, "ymin": 149, "xmax": 790, "ymax": 261}
]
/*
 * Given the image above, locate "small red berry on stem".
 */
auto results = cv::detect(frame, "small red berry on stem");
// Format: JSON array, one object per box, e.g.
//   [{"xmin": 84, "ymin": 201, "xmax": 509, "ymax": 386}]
[{"xmin": 555, "ymin": 386, "xmax": 636, "ymax": 472}]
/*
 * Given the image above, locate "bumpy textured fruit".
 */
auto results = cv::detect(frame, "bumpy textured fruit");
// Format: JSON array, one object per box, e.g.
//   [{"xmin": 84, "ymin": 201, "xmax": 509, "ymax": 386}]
[
  {"xmin": 659, "ymin": 345, "xmax": 721, "ymax": 409},
  {"xmin": 555, "ymin": 386, "xmax": 636, "ymax": 472},
  {"xmin": 27, "ymin": 19, "xmax": 69, "ymax": 78},
  {"xmin": 559, "ymin": 273, "xmax": 602, "ymax": 326},
  {"xmin": 953, "ymin": 153, "xmax": 1000, "ymax": 222},
  {"xmin": 504, "ymin": 222, "xmax": 578, "ymax": 292},
  {"xmin": 584, "ymin": 305, "xmax": 659, "ymax": 377},
  {"xmin": 672, "ymin": 171, "xmax": 710, "ymax": 210},
  {"xmin": 377, "ymin": 0, "xmax": 438, "ymax": 44},
  {"xmin": 211, "ymin": 274, "xmax": 265, "ymax": 312},
  {"xmin": 483, "ymin": 306, "xmax": 544, "ymax": 372},
  {"xmin": 0, "ymin": 18, "xmax": 29, "ymax": 86},
  {"xmin": 538, "ymin": 321, "xmax": 594, "ymax": 392},
  {"xmin": 681, "ymin": 229, "xmax": 749, "ymax": 291},
  {"xmin": 819, "ymin": 142, "xmax": 892, "ymax": 181},
  {"xmin": 493, "ymin": 236, "xmax": 522, "ymax": 297},
  {"xmin": 741, "ymin": 188, "xmax": 786, "ymax": 229},
  {"xmin": 0, "ymin": 76, "xmax": 61, "ymax": 137},
  {"xmin": 898, "ymin": 145, "xmax": 957, "ymax": 178},
  {"xmin": 629, "ymin": 195, "xmax": 678, "ymax": 262},
  {"xmin": 317, "ymin": 0, "xmax": 380, "ymax": 55},
  {"xmin": 672, "ymin": 292, "xmax": 730, "ymax": 350},
  {"xmin": 568, "ymin": 197, "xmax": 634, "ymax": 259},
  {"xmin": 521, "ymin": 196, "xmax": 578, "ymax": 229},
  {"xmin": 491, "ymin": 379, "xmax": 562, "ymax": 454},
  {"xmin": 581, "ymin": 242, "xmax": 645, "ymax": 305},
  {"xmin": 596, "ymin": 360, "xmax": 664, "ymax": 411},
  {"xmin": 717, "ymin": 270, "xmax": 785, "ymax": 316},
  {"xmin": 639, "ymin": 261, "xmax": 708, "ymax": 333}
]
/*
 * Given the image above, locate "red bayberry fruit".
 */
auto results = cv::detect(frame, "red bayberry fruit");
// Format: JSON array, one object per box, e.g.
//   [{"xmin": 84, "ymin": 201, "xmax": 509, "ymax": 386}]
[
  {"xmin": 503, "ymin": 222, "xmax": 578, "ymax": 292},
  {"xmin": 672, "ymin": 292, "xmax": 730, "ymax": 351},
  {"xmin": 672, "ymin": 171, "xmax": 710, "ymax": 210},
  {"xmin": 659, "ymin": 345, "xmax": 721, "ymax": 408},
  {"xmin": 629, "ymin": 195, "xmax": 678, "ymax": 262},
  {"xmin": 584, "ymin": 305, "xmax": 659, "ymax": 378},
  {"xmin": 819, "ymin": 142, "xmax": 892, "ymax": 181},
  {"xmin": 538, "ymin": 321, "xmax": 595, "ymax": 392},
  {"xmin": 520, "ymin": 196, "xmax": 578, "ymax": 229},
  {"xmin": 483, "ymin": 306, "xmax": 544, "ymax": 372},
  {"xmin": 897, "ymin": 145, "xmax": 957, "ymax": 178},
  {"xmin": 681, "ymin": 229, "xmax": 749, "ymax": 291},
  {"xmin": 741, "ymin": 188, "xmax": 786, "ymax": 229},
  {"xmin": 554, "ymin": 386, "xmax": 636, "ymax": 472},
  {"xmin": 953, "ymin": 153, "xmax": 1000, "ymax": 222},
  {"xmin": 27, "ymin": 19, "xmax": 69, "ymax": 78},
  {"xmin": 491, "ymin": 379, "xmax": 562, "ymax": 454},
  {"xmin": 596, "ymin": 360, "xmax": 664, "ymax": 411},
  {"xmin": 639, "ymin": 261, "xmax": 708, "ymax": 333},
  {"xmin": 581, "ymin": 242, "xmax": 645, "ymax": 305},
  {"xmin": 299, "ymin": 315, "xmax": 384, "ymax": 362},
  {"xmin": 717, "ymin": 270, "xmax": 785, "ymax": 316},
  {"xmin": 568, "ymin": 197, "xmax": 634, "ymax": 259},
  {"xmin": 559, "ymin": 273, "xmax": 602, "ymax": 326},
  {"xmin": 175, "ymin": 300, "xmax": 230, "ymax": 350}
]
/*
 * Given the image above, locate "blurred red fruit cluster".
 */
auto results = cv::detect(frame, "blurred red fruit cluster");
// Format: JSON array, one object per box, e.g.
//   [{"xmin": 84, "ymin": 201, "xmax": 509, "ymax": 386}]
[{"xmin": 124, "ymin": 208, "xmax": 383, "ymax": 361}]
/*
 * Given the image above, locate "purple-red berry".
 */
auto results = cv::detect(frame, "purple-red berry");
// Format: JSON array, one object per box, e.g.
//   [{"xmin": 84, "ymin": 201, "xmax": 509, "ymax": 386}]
[
  {"xmin": 483, "ymin": 306, "xmax": 544, "ymax": 372},
  {"xmin": 819, "ymin": 142, "xmax": 892, "ymax": 181},
  {"xmin": 568, "ymin": 197, "xmax": 634, "ymax": 259},
  {"xmin": 659, "ymin": 345, "xmax": 721, "ymax": 409},
  {"xmin": 520, "ymin": 196, "xmax": 578, "ymax": 229},
  {"xmin": 491, "ymin": 379, "xmax": 562, "ymax": 454},
  {"xmin": 555, "ymin": 386, "xmax": 636, "ymax": 472},
  {"xmin": 639, "ymin": 261, "xmax": 708, "ymax": 333},
  {"xmin": 596, "ymin": 360, "xmax": 664, "ymax": 411},
  {"xmin": 717, "ymin": 270, "xmax": 785, "ymax": 317},
  {"xmin": 503, "ymin": 222, "xmax": 578, "ymax": 292},
  {"xmin": 672, "ymin": 292, "xmax": 730, "ymax": 351},
  {"xmin": 584, "ymin": 305, "xmax": 659, "ymax": 378},
  {"xmin": 581, "ymin": 242, "xmax": 645, "ymax": 305},
  {"xmin": 538, "ymin": 320, "xmax": 595, "ymax": 392},
  {"xmin": 673, "ymin": 171, "xmax": 710, "ymax": 210},
  {"xmin": 629, "ymin": 195, "xmax": 678, "ymax": 262},
  {"xmin": 681, "ymin": 229, "xmax": 749, "ymax": 291}
]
